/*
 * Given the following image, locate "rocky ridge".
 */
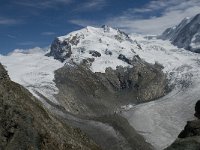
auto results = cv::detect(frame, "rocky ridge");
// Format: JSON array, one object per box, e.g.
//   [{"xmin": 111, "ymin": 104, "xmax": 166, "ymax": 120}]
[
  {"xmin": 160, "ymin": 14, "xmax": 200, "ymax": 53},
  {"xmin": 54, "ymin": 56, "xmax": 167, "ymax": 116}
]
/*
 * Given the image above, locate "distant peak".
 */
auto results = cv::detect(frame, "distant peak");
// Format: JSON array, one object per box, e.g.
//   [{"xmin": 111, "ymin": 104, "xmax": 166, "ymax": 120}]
[
  {"xmin": 193, "ymin": 13, "xmax": 200, "ymax": 20},
  {"xmin": 101, "ymin": 25, "xmax": 110, "ymax": 28},
  {"xmin": 195, "ymin": 13, "xmax": 200, "ymax": 18},
  {"xmin": 101, "ymin": 25, "xmax": 112, "ymax": 32}
]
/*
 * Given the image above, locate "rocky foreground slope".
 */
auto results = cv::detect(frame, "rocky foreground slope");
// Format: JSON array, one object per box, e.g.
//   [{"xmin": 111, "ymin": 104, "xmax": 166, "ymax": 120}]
[{"xmin": 0, "ymin": 63, "xmax": 100, "ymax": 150}]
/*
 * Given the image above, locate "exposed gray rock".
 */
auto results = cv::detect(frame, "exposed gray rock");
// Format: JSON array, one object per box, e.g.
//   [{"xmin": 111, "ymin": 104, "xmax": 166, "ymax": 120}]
[
  {"xmin": 165, "ymin": 137, "xmax": 200, "ymax": 150},
  {"xmin": 89, "ymin": 50, "xmax": 101, "ymax": 57},
  {"xmin": 47, "ymin": 32, "xmax": 85, "ymax": 62},
  {"xmin": 118, "ymin": 54, "xmax": 131, "ymax": 64},
  {"xmin": 0, "ymin": 64, "xmax": 9, "ymax": 80},
  {"xmin": 195, "ymin": 100, "xmax": 200, "ymax": 119},
  {"xmin": 178, "ymin": 120, "xmax": 200, "ymax": 138},
  {"xmin": 54, "ymin": 57, "xmax": 167, "ymax": 117},
  {"xmin": 105, "ymin": 49, "xmax": 112, "ymax": 55},
  {"xmin": 47, "ymin": 38, "xmax": 72, "ymax": 62}
]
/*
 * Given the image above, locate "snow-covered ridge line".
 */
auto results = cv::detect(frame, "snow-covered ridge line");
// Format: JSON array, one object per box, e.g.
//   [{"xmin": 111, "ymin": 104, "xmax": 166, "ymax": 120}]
[
  {"xmin": 48, "ymin": 25, "xmax": 141, "ymax": 73},
  {"xmin": 160, "ymin": 13, "xmax": 200, "ymax": 53}
]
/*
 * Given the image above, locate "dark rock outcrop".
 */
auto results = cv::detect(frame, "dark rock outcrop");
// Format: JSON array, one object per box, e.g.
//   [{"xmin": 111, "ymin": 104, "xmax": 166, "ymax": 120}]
[
  {"xmin": 165, "ymin": 137, "xmax": 200, "ymax": 150},
  {"xmin": 195, "ymin": 100, "xmax": 200, "ymax": 119},
  {"xmin": 105, "ymin": 49, "xmax": 112, "ymax": 55},
  {"xmin": 165, "ymin": 100, "xmax": 200, "ymax": 150},
  {"xmin": 118, "ymin": 54, "xmax": 131, "ymax": 64},
  {"xmin": 0, "ymin": 63, "xmax": 100, "ymax": 150},
  {"xmin": 47, "ymin": 38, "xmax": 72, "ymax": 62},
  {"xmin": 89, "ymin": 50, "xmax": 101, "ymax": 57},
  {"xmin": 178, "ymin": 120, "xmax": 200, "ymax": 138},
  {"xmin": 165, "ymin": 120, "xmax": 200, "ymax": 150},
  {"xmin": 47, "ymin": 32, "xmax": 85, "ymax": 62}
]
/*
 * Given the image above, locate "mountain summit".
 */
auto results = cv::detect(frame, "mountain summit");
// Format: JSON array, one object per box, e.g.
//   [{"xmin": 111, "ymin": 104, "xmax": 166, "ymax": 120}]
[
  {"xmin": 160, "ymin": 13, "xmax": 200, "ymax": 52},
  {"xmin": 47, "ymin": 26, "xmax": 141, "ymax": 73}
]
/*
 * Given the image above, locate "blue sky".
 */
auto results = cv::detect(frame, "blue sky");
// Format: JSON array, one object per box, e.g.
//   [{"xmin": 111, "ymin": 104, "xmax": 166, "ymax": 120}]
[{"xmin": 1, "ymin": 0, "xmax": 200, "ymax": 54}]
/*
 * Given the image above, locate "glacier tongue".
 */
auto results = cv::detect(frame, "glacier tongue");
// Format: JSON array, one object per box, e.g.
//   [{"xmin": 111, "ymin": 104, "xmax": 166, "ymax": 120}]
[
  {"xmin": 122, "ymin": 35, "xmax": 200, "ymax": 150},
  {"xmin": 0, "ymin": 49, "xmax": 63, "ymax": 104}
]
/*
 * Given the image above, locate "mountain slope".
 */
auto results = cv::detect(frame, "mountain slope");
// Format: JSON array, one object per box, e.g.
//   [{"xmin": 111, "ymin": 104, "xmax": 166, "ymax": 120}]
[
  {"xmin": 0, "ymin": 63, "xmax": 100, "ymax": 150},
  {"xmin": 45, "ymin": 26, "xmax": 168, "ymax": 116},
  {"xmin": 122, "ymin": 35, "xmax": 200, "ymax": 149},
  {"xmin": 0, "ymin": 26, "xmax": 168, "ymax": 117},
  {"xmin": 0, "ymin": 27, "xmax": 166, "ymax": 150},
  {"xmin": 160, "ymin": 14, "xmax": 200, "ymax": 52},
  {"xmin": 0, "ymin": 26, "xmax": 169, "ymax": 150}
]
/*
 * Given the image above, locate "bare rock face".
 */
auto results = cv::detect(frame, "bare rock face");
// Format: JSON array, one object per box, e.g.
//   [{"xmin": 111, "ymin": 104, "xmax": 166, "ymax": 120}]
[
  {"xmin": 178, "ymin": 120, "xmax": 200, "ymax": 138},
  {"xmin": 0, "ymin": 63, "xmax": 100, "ymax": 150},
  {"xmin": 165, "ymin": 137, "xmax": 200, "ymax": 150},
  {"xmin": 89, "ymin": 50, "xmax": 101, "ymax": 57},
  {"xmin": 47, "ymin": 38, "xmax": 72, "ymax": 62},
  {"xmin": 54, "ymin": 56, "xmax": 167, "ymax": 117},
  {"xmin": 0, "ymin": 64, "xmax": 9, "ymax": 80},
  {"xmin": 195, "ymin": 100, "xmax": 200, "ymax": 119}
]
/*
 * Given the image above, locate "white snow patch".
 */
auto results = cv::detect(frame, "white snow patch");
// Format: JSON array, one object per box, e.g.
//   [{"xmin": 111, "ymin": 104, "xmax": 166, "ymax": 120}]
[
  {"xmin": 190, "ymin": 33, "xmax": 200, "ymax": 50},
  {"xmin": 0, "ymin": 49, "xmax": 63, "ymax": 103}
]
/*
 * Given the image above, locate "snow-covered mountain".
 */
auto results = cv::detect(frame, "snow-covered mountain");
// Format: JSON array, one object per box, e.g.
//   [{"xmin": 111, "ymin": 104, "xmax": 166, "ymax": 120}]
[
  {"xmin": 0, "ymin": 26, "xmax": 167, "ymax": 150},
  {"xmin": 160, "ymin": 13, "xmax": 200, "ymax": 53},
  {"xmin": 48, "ymin": 25, "xmax": 142, "ymax": 73},
  {"xmin": 0, "ymin": 26, "xmax": 164, "ymax": 105},
  {"xmin": 1, "ymin": 24, "xmax": 200, "ymax": 150}
]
